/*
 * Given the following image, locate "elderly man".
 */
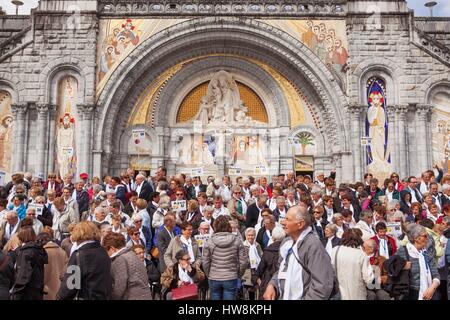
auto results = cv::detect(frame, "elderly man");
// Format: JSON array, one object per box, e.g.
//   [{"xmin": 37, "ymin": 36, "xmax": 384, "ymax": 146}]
[
  {"xmin": 135, "ymin": 174, "xmax": 153, "ymax": 201},
  {"xmin": 26, "ymin": 207, "xmax": 43, "ymax": 235},
  {"xmin": 156, "ymin": 213, "xmax": 176, "ymax": 272},
  {"xmin": 0, "ymin": 211, "xmax": 20, "ymax": 246},
  {"xmin": 245, "ymin": 195, "xmax": 268, "ymax": 228},
  {"xmin": 273, "ymin": 196, "xmax": 288, "ymax": 223},
  {"xmin": 264, "ymin": 205, "xmax": 334, "ymax": 300},
  {"xmin": 73, "ymin": 180, "xmax": 89, "ymax": 218},
  {"xmin": 256, "ymin": 214, "xmax": 277, "ymax": 249}
]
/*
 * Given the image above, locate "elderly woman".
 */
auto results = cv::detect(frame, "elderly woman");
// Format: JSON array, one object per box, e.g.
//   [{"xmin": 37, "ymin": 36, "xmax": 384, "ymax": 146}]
[
  {"xmin": 164, "ymin": 221, "xmax": 200, "ymax": 269},
  {"xmin": 161, "ymin": 249, "xmax": 205, "ymax": 300},
  {"xmin": 242, "ymin": 228, "xmax": 263, "ymax": 299},
  {"xmin": 324, "ymin": 223, "xmax": 341, "ymax": 257},
  {"xmin": 332, "ymin": 213, "xmax": 345, "ymax": 238},
  {"xmin": 332, "ymin": 228, "xmax": 375, "ymax": 300},
  {"xmin": 103, "ymin": 232, "xmax": 152, "ymax": 300},
  {"xmin": 57, "ymin": 221, "xmax": 112, "ymax": 300},
  {"xmin": 395, "ymin": 224, "xmax": 440, "ymax": 300}
]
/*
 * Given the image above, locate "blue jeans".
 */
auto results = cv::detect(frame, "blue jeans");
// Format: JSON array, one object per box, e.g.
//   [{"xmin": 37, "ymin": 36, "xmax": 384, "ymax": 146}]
[{"xmin": 209, "ymin": 279, "xmax": 237, "ymax": 300}]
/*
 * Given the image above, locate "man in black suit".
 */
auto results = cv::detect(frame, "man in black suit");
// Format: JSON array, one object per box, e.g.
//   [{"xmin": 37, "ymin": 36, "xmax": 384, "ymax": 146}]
[
  {"xmin": 156, "ymin": 213, "xmax": 176, "ymax": 273},
  {"xmin": 186, "ymin": 176, "xmax": 207, "ymax": 200},
  {"xmin": 442, "ymin": 184, "xmax": 450, "ymax": 207},
  {"xmin": 136, "ymin": 174, "xmax": 153, "ymax": 202},
  {"xmin": 245, "ymin": 195, "xmax": 268, "ymax": 228},
  {"xmin": 404, "ymin": 176, "xmax": 423, "ymax": 204},
  {"xmin": 429, "ymin": 182, "xmax": 443, "ymax": 211},
  {"xmin": 256, "ymin": 214, "xmax": 276, "ymax": 250},
  {"xmin": 147, "ymin": 191, "xmax": 160, "ymax": 237},
  {"xmin": 110, "ymin": 176, "xmax": 127, "ymax": 205}
]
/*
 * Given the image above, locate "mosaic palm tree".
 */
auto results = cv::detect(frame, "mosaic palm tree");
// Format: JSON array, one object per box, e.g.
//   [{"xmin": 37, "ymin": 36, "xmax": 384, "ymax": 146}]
[{"xmin": 296, "ymin": 132, "xmax": 315, "ymax": 155}]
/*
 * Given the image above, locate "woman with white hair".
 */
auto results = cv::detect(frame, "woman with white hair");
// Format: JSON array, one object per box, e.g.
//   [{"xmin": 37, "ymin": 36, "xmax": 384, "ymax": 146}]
[
  {"xmin": 256, "ymin": 226, "xmax": 285, "ymax": 297},
  {"xmin": 242, "ymin": 227, "xmax": 263, "ymax": 299},
  {"xmin": 395, "ymin": 224, "xmax": 440, "ymax": 300}
]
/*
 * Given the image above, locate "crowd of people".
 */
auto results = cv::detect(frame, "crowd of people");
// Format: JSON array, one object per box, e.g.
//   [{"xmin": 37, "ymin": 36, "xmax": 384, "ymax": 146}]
[{"xmin": 0, "ymin": 165, "xmax": 450, "ymax": 300}]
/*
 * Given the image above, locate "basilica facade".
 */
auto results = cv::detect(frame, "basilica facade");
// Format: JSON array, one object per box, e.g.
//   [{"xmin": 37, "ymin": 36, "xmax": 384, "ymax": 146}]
[{"xmin": 0, "ymin": 0, "xmax": 449, "ymax": 183}]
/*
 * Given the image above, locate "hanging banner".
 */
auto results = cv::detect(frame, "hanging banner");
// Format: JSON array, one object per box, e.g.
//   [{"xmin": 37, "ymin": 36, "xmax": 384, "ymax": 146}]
[{"xmin": 254, "ymin": 165, "xmax": 268, "ymax": 175}]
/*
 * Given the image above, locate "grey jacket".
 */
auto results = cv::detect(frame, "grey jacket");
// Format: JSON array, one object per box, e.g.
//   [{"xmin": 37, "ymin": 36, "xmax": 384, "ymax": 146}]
[
  {"xmin": 201, "ymin": 232, "xmax": 248, "ymax": 281},
  {"xmin": 395, "ymin": 245, "xmax": 440, "ymax": 290},
  {"xmin": 164, "ymin": 235, "xmax": 200, "ymax": 269},
  {"xmin": 269, "ymin": 229, "xmax": 334, "ymax": 300},
  {"xmin": 110, "ymin": 248, "xmax": 152, "ymax": 300}
]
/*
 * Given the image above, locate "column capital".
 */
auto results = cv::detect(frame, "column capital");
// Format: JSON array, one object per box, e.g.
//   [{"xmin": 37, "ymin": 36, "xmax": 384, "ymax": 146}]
[
  {"xmin": 36, "ymin": 103, "xmax": 49, "ymax": 114},
  {"xmin": 386, "ymin": 105, "xmax": 396, "ymax": 116},
  {"xmin": 77, "ymin": 103, "xmax": 96, "ymax": 120},
  {"xmin": 10, "ymin": 103, "xmax": 28, "ymax": 116},
  {"xmin": 396, "ymin": 105, "xmax": 409, "ymax": 119},
  {"xmin": 347, "ymin": 104, "xmax": 365, "ymax": 114},
  {"xmin": 416, "ymin": 104, "xmax": 431, "ymax": 119}
]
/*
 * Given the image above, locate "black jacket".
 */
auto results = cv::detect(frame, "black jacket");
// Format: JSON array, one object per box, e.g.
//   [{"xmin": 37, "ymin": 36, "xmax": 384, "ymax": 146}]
[
  {"xmin": 186, "ymin": 184, "xmax": 207, "ymax": 200},
  {"xmin": 0, "ymin": 250, "xmax": 15, "ymax": 300},
  {"xmin": 383, "ymin": 254, "xmax": 410, "ymax": 298},
  {"xmin": 37, "ymin": 205, "xmax": 53, "ymax": 228},
  {"xmin": 11, "ymin": 242, "xmax": 48, "ymax": 300},
  {"xmin": 138, "ymin": 181, "xmax": 154, "ymax": 202},
  {"xmin": 245, "ymin": 203, "xmax": 268, "ymax": 228},
  {"xmin": 57, "ymin": 241, "xmax": 112, "ymax": 300},
  {"xmin": 75, "ymin": 190, "xmax": 89, "ymax": 218},
  {"xmin": 256, "ymin": 241, "xmax": 281, "ymax": 295}
]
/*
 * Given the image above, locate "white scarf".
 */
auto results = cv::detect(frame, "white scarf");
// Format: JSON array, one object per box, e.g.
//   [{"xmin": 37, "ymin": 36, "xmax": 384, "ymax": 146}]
[
  {"xmin": 406, "ymin": 242, "xmax": 432, "ymax": 300},
  {"xmin": 245, "ymin": 240, "xmax": 261, "ymax": 269},
  {"xmin": 278, "ymin": 226, "xmax": 312, "ymax": 300},
  {"xmin": 180, "ymin": 236, "xmax": 195, "ymax": 262},
  {"xmin": 325, "ymin": 237, "xmax": 333, "ymax": 257},
  {"xmin": 256, "ymin": 204, "xmax": 264, "ymax": 227},
  {"xmin": 378, "ymin": 236, "xmax": 390, "ymax": 259},
  {"xmin": 178, "ymin": 265, "xmax": 193, "ymax": 284},
  {"xmin": 265, "ymin": 229, "xmax": 274, "ymax": 247}
]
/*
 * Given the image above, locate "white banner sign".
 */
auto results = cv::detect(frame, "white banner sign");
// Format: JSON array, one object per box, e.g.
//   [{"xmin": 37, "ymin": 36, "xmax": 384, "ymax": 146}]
[
  {"xmin": 386, "ymin": 222, "xmax": 402, "ymax": 239},
  {"xmin": 171, "ymin": 200, "xmax": 187, "ymax": 211},
  {"xmin": 191, "ymin": 167, "xmax": 204, "ymax": 176},
  {"xmin": 254, "ymin": 165, "xmax": 268, "ymax": 175},
  {"xmin": 228, "ymin": 168, "xmax": 242, "ymax": 175},
  {"xmin": 194, "ymin": 234, "xmax": 211, "ymax": 248},
  {"xmin": 28, "ymin": 203, "xmax": 44, "ymax": 216},
  {"xmin": 360, "ymin": 137, "xmax": 372, "ymax": 146},
  {"xmin": 62, "ymin": 147, "xmax": 74, "ymax": 157}
]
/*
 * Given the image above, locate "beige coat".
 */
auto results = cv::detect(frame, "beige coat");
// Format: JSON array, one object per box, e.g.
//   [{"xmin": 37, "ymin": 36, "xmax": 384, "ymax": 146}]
[
  {"xmin": 43, "ymin": 241, "xmax": 68, "ymax": 300},
  {"xmin": 331, "ymin": 246, "xmax": 374, "ymax": 300}
]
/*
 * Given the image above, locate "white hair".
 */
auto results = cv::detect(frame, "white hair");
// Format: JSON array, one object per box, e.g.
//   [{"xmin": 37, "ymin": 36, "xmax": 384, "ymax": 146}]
[
  {"xmin": 271, "ymin": 226, "xmax": 286, "ymax": 241},
  {"xmin": 442, "ymin": 184, "xmax": 450, "ymax": 193},
  {"xmin": 245, "ymin": 227, "xmax": 256, "ymax": 236}
]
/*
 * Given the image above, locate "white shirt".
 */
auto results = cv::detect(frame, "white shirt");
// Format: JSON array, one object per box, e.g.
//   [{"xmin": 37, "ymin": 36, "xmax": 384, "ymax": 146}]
[
  {"xmin": 136, "ymin": 183, "xmax": 143, "ymax": 196},
  {"xmin": 212, "ymin": 206, "xmax": 229, "ymax": 219},
  {"xmin": 4, "ymin": 222, "xmax": 19, "ymax": 240}
]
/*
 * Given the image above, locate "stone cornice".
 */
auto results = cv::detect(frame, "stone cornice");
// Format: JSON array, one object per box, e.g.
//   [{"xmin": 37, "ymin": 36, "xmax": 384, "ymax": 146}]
[{"xmin": 98, "ymin": 0, "xmax": 347, "ymax": 17}]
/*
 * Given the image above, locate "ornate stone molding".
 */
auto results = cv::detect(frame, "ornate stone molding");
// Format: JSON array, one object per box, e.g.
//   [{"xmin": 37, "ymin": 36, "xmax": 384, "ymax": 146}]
[
  {"xmin": 10, "ymin": 103, "xmax": 28, "ymax": 117},
  {"xmin": 77, "ymin": 103, "xmax": 96, "ymax": 120},
  {"xmin": 98, "ymin": 0, "xmax": 347, "ymax": 16},
  {"xmin": 396, "ymin": 105, "xmax": 409, "ymax": 120},
  {"xmin": 386, "ymin": 105, "xmax": 396, "ymax": 117},
  {"xmin": 347, "ymin": 104, "xmax": 364, "ymax": 115},
  {"xmin": 413, "ymin": 28, "xmax": 450, "ymax": 68},
  {"xmin": 416, "ymin": 104, "xmax": 431, "ymax": 119}
]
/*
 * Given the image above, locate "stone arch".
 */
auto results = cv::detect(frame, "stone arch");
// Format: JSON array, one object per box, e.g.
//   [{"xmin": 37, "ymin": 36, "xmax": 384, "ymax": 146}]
[
  {"xmin": 424, "ymin": 79, "xmax": 450, "ymax": 105},
  {"xmin": 356, "ymin": 62, "xmax": 399, "ymax": 106},
  {"xmin": 0, "ymin": 73, "xmax": 22, "ymax": 103},
  {"xmin": 39, "ymin": 56, "xmax": 95, "ymax": 105},
  {"xmin": 95, "ymin": 17, "xmax": 349, "ymax": 173},
  {"xmin": 48, "ymin": 68, "xmax": 85, "ymax": 106}
]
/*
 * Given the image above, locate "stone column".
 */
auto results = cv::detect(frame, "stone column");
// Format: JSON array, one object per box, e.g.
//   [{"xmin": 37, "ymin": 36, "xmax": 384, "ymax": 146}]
[
  {"xmin": 332, "ymin": 153, "xmax": 343, "ymax": 185},
  {"xmin": 77, "ymin": 104, "xmax": 95, "ymax": 176},
  {"xmin": 348, "ymin": 105, "xmax": 363, "ymax": 181},
  {"xmin": 396, "ymin": 105, "xmax": 408, "ymax": 178},
  {"xmin": 47, "ymin": 104, "xmax": 57, "ymax": 175},
  {"xmin": 416, "ymin": 105, "xmax": 431, "ymax": 174},
  {"xmin": 36, "ymin": 104, "xmax": 49, "ymax": 177},
  {"xmin": 11, "ymin": 103, "xmax": 28, "ymax": 173},
  {"xmin": 386, "ymin": 105, "xmax": 397, "ymax": 173}
]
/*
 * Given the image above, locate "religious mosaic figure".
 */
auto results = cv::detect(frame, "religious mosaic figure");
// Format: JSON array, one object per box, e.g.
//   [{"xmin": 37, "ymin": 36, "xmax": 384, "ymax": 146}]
[
  {"xmin": 0, "ymin": 115, "xmax": 13, "ymax": 173},
  {"xmin": 56, "ymin": 113, "xmax": 75, "ymax": 179},
  {"xmin": 366, "ymin": 78, "xmax": 391, "ymax": 178}
]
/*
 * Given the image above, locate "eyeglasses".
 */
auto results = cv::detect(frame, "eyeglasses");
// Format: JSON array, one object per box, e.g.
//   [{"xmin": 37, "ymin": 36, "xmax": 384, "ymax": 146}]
[
  {"xmin": 180, "ymin": 257, "xmax": 191, "ymax": 261},
  {"xmin": 313, "ymin": 211, "xmax": 321, "ymax": 214},
  {"xmin": 133, "ymin": 232, "xmax": 140, "ymax": 236},
  {"xmin": 134, "ymin": 220, "xmax": 142, "ymax": 223},
  {"xmin": 176, "ymin": 193, "xmax": 184, "ymax": 196}
]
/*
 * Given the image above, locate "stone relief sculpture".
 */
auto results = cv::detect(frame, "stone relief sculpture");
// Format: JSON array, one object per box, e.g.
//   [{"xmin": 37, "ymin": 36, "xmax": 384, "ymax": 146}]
[{"xmin": 195, "ymin": 70, "xmax": 261, "ymax": 126}]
